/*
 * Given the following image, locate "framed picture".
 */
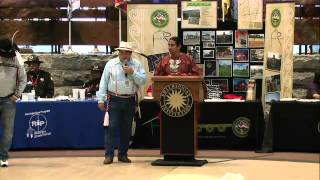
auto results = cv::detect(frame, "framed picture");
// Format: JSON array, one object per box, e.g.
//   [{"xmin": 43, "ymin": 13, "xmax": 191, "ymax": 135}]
[
  {"xmin": 211, "ymin": 79, "xmax": 229, "ymax": 92},
  {"xmin": 183, "ymin": 31, "xmax": 201, "ymax": 45},
  {"xmin": 217, "ymin": 60, "xmax": 232, "ymax": 77},
  {"xmin": 266, "ymin": 52, "xmax": 281, "ymax": 72},
  {"xmin": 233, "ymin": 78, "xmax": 249, "ymax": 92},
  {"xmin": 181, "ymin": 1, "xmax": 217, "ymax": 29},
  {"xmin": 233, "ymin": 63, "xmax": 249, "ymax": 77},
  {"xmin": 250, "ymin": 49, "xmax": 264, "ymax": 62},
  {"xmin": 235, "ymin": 30, "xmax": 248, "ymax": 48},
  {"xmin": 250, "ymin": 65, "xmax": 263, "ymax": 79},
  {"xmin": 248, "ymin": 34, "xmax": 264, "ymax": 48},
  {"xmin": 202, "ymin": 31, "xmax": 215, "ymax": 41},
  {"xmin": 203, "ymin": 41, "xmax": 215, "ymax": 48},
  {"xmin": 233, "ymin": 49, "xmax": 249, "ymax": 62},
  {"xmin": 187, "ymin": 46, "xmax": 201, "ymax": 63},
  {"xmin": 203, "ymin": 49, "xmax": 215, "ymax": 58},
  {"xmin": 216, "ymin": 46, "xmax": 233, "ymax": 59},
  {"xmin": 216, "ymin": 30, "xmax": 233, "ymax": 44},
  {"xmin": 266, "ymin": 74, "xmax": 281, "ymax": 93},
  {"xmin": 265, "ymin": 74, "xmax": 281, "ymax": 102},
  {"xmin": 204, "ymin": 60, "xmax": 217, "ymax": 77}
]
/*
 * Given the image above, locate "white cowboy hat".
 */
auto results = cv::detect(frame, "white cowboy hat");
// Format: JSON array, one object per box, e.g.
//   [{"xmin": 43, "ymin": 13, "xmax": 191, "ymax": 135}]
[{"xmin": 115, "ymin": 41, "xmax": 134, "ymax": 52}]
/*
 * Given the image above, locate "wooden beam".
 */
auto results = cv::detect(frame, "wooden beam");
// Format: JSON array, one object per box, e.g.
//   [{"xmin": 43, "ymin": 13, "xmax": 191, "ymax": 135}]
[
  {"xmin": 0, "ymin": 8, "xmax": 111, "ymax": 19},
  {"xmin": 0, "ymin": 20, "xmax": 120, "ymax": 45},
  {"xmin": 0, "ymin": 0, "xmax": 114, "ymax": 8}
]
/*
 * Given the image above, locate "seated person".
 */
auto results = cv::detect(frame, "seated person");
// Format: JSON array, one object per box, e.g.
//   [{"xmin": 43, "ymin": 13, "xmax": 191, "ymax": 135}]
[
  {"xmin": 83, "ymin": 64, "xmax": 103, "ymax": 98},
  {"xmin": 154, "ymin": 36, "xmax": 199, "ymax": 76},
  {"xmin": 24, "ymin": 55, "xmax": 54, "ymax": 98},
  {"xmin": 306, "ymin": 72, "xmax": 320, "ymax": 99}
]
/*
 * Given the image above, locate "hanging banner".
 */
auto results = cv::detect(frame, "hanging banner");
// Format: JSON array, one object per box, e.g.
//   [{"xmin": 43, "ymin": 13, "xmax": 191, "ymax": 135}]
[
  {"xmin": 127, "ymin": 4, "xmax": 177, "ymax": 55},
  {"xmin": 238, "ymin": 0, "xmax": 263, "ymax": 30},
  {"xmin": 181, "ymin": 1, "xmax": 217, "ymax": 29},
  {"xmin": 263, "ymin": 2, "xmax": 295, "ymax": 102}
]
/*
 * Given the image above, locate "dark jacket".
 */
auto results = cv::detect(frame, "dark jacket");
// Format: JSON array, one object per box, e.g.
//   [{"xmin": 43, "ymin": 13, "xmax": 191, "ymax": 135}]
[{"xmin": 24, "ymin": 70, "xmax": 54, "ymax": 98}]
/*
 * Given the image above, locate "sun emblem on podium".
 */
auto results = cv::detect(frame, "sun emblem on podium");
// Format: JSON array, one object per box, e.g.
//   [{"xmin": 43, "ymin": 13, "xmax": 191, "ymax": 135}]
[{"xmin": 160, "ymin": 83, "xmax": 193, "ymax": 117}]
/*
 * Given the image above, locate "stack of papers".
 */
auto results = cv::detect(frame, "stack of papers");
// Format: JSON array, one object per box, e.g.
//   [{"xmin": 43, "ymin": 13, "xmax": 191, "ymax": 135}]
[
  {"xmin": 296, "ymin": 99, "xmax": 320, "ymax": 102},
  {"xmin": 204, "ymin": 99, "xmax": 245, "ymax": 102}
]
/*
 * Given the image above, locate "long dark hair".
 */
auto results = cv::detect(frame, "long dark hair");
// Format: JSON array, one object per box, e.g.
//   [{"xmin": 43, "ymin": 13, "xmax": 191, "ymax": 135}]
[{"xmin": 169, "ymin": 36, "xmax": 182, "ymax": 47}]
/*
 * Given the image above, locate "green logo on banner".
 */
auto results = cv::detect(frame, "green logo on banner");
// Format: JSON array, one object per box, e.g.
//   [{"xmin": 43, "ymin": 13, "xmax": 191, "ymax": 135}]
[
  {"xmin": 271, "ymin": 9, "xmax": 281, "ymax": 28},
  {"xmin": 232, "ymin": 117, "xmax": 251, "ymax": 138},
  {"xmin": 151, "ymin": 9, "xmax": 169, "ymax": 28}
]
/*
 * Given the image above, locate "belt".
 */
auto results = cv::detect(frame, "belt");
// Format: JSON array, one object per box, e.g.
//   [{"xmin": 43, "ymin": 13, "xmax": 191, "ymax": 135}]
[{"xmin": 108, "ymin": 91, "xmax": 135, "ymax": 98}]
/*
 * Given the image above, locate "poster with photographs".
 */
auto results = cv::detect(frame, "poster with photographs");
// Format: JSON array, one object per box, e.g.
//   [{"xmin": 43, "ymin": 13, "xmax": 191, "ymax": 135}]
[
  {"xmin": 202, "ymin": 31, "xmax": 215, "ymax": 41},
  {"xmin": 187, "ymin": 46, "xmax": 201, "ymax": 63},
  {"xmin": 250, "ymin": 65, "xmax": 263, "ymax": 79},
  {"xmin": 233, "ymin": 49, "xmax": 249, "ymax": 62},
  {"xmin": 203, "ymin": 41, "xmax": 215, "ymax": 48},
  {"xmin": 211, "ymin": 79, "xmax": 229, "ymax": 92},
  {"xmin": 181, "ymin": 1, "xmax": 217, "ymax": 29},
  {"xmin": 266, "ymin": 52, "xmax": 281, "ymax": 72},
  {"xmin": 248, "ymin": 34, "xmax": 264, "ymax": 48},
  {"xmin": 233, "ymin": 78, "xmax": 249, "ymax": 92},
  {"xmin": 250, "ymin": 49, "xmax": 264, "ymax": 62},
  {"xmin": 265, "ymin": 74, "xmax": 280, "ymax": 102},
  {"xmin": 238, "ymin": 0, "xmax": 263, "ymax": 30},
  {"xmin": 218, "ymin": 60, "xmax": 232, "ymax": 77},
  {"xmin": 204, "ymin": 60, "xmax": 217, "ymax": 77},
  {"xmin": 233, "ymin": 63, "xmax": 249, "ymax": 77},
  {"xmin": 203, "ymin": 49, "xmax": 215, "ymax": 58},
  {"xmin": 183, "ymin": 31, "xmax": 200, "ymax": 45},
  {"xmin": 216, "ymin": 46, "xmax": 233, "ymax": 59},
  {"xmin": 235, "ymin": 30, "xmax": 248, "ymax": 48},
  {"xmin": 216, "ymin": 30, "xmax": 233, "ymax": 44}
]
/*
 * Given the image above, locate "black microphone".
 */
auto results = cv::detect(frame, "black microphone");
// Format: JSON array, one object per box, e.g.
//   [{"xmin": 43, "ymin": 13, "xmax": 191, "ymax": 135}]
[{"xmin": 124, "ymin": 63, "xmax": 128, "ymax": 77}]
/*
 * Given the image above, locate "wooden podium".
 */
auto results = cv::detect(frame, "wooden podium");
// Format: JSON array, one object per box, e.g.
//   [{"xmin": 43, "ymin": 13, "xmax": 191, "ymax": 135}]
[{"xmin": 150, "ymin": 76, "xmax": 207, "ymax": 166}]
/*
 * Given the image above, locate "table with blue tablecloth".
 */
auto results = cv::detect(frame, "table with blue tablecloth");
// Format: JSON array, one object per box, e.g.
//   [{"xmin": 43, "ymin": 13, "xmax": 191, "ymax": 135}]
[{"xmin": 10, "ymin": 101, "xmax": 105, "ymax": 149}]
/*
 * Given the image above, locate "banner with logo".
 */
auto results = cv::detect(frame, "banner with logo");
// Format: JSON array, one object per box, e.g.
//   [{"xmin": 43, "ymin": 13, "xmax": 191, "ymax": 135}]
[
  {"xmin": 262, "ymin": 3, "xmax": 295, "ymax": 103},
  {"xmin": 127, "ymin": 4, "xmax": 177, "ymax": 55},
  {"xmin": 181, "ymin": 1, "xmax": 217, "ymax": 29},
  {"xmin": 237, "ymin": 0, "xmax": 263, "ymax": 29}
]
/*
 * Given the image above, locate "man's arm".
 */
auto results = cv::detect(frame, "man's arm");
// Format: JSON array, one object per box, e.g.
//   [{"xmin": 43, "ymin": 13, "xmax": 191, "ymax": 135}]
[
  {"xmin": 15, "ymin": 62, "xmax": 27, "ymax": 98},
  {"xmin": 96, "ymin": 63, "xmax": 110, "ymax": 102},
  {"xmin": 130, "ymin": 61, "xmax": 147, "ymax": 86}
]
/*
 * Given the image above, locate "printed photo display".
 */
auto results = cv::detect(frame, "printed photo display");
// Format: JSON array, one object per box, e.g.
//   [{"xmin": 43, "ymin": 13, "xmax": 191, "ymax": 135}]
[
  {"xmin": 183, "ymin": 31, "xmax": 200, "ymax": 45},
  {"xmin": 235, "ymin": 30, "xmax": 248, "ymax": 48},
  {"xmin": 204, "ymin": 60, "xmax": 217, "ymax": 77},
  {"xmin": 217, "ymin": 60, "xmax": 232, "ymax": 77},
  {"xmin": 233, "ymin": 78, "xmax": 249, "ymax": 92},
  {"xmin": 233, "ymin": 63, "xmax": 249, "ymax": 77},
  {"xmin": 211, "ymin": 79, "xmax": 229, "ymax": 92},
  {"xmin": 216, "ymin": 30, "xmax": 233, "ymax": 44},
  {"xmin": 233, "ymin": 49, "xmax": 249, "ymax": 62},
  {"xmin": 187, "ymin": 46, "xmax": 201, "ymax": 63},
  {"xmin": 266, "ymin": 52, "xmax": 281, "ymax": 71},
  {"xmin": 216, "ymin": 46, "xmax": 233, "ymax": 59},
  {"xmin": 250, "ymin": 49, "xmax": 264, "ymax": 62}
]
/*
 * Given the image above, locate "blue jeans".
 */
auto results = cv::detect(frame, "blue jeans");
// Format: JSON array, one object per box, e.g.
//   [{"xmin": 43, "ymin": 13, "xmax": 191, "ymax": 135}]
[
  {"xmin": 104, "ymin": 96, "xmax": 135, "ymax": 158},
  {"xmin": 0, "ymin": 98, "xmax": 16, "ymax": 160}
]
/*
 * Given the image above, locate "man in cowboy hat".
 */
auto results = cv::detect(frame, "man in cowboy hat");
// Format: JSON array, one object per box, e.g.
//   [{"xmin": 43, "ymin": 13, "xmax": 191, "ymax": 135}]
[
  {"xmin": 96, "ymin": 41, "xmax": 147, "ymax": 164},
  {"xmin": 23, "ymin": 55, "xmax": 54, "ymax": 98},
  {"xmin": 82, "ymin": 64, "xmax": 103, "ymax": 98},
  {"xmin": 0, "ymin": 36, "xmax": 27, "ymax": 167}
]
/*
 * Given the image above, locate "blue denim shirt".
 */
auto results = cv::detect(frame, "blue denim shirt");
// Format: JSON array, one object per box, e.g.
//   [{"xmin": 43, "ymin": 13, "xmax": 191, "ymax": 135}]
[{"xmin": 96, "ymin": 57, "xmax": 147, "ymax": 101}]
